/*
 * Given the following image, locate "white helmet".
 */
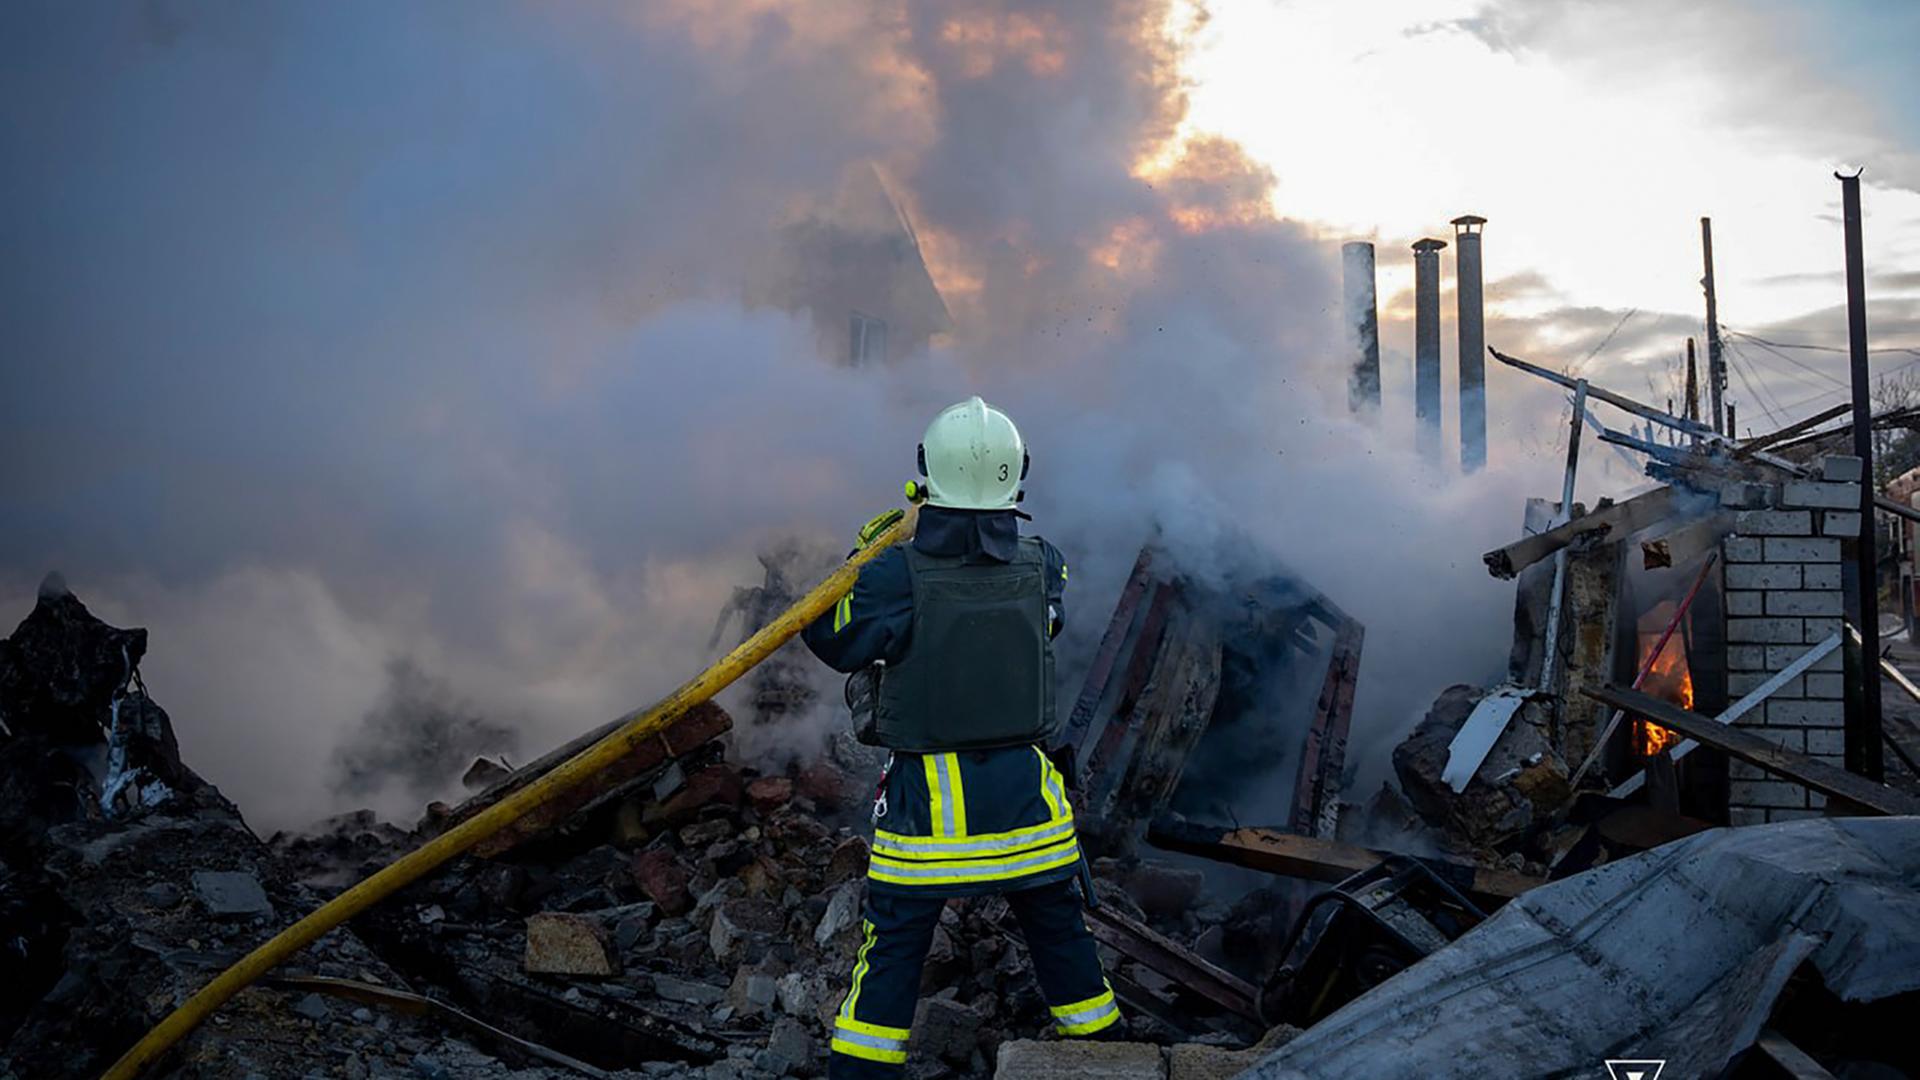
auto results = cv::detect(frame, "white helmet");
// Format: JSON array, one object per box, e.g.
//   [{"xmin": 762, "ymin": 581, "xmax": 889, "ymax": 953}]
[{"xmin": 918, "ymin": 396, "xmax": 1027, "ymax": 510}]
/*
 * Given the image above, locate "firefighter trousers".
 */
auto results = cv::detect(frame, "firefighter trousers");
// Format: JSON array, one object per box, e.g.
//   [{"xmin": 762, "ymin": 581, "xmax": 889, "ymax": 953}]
[{"xmin": 828, "ymin": 877, "xmax": 1119, "ymax": 1078}]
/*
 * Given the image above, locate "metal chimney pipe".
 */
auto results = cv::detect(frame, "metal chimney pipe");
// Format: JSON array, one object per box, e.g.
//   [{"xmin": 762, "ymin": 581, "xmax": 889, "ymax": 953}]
[
  {"xmin": 1343, "ymin": 241, "xmax": 1382, "ymax": 415},
  {"xmin": 1452, "ymin": 216, "xmax": 1487, "ymax": 472},
  {"xmin": 1412, "ymin": 238, "xmax": 1447, "ymax": 462}
]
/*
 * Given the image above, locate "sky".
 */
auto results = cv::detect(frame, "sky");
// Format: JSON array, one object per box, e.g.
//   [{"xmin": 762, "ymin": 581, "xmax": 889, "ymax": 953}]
[
  {"xmin": 1, "ymin": 1, "xmax": 1916, "ymax": 831},
  {"xmin": 1182, "ymin": 0, "xmax": 1920, "ymax": 441}
]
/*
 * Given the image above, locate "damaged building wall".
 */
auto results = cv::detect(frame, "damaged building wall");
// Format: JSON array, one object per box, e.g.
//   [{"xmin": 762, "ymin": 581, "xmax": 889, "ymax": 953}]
[{"xmin": 1720, "ymin": 458, "xmax": 1862, "ymax": 824}]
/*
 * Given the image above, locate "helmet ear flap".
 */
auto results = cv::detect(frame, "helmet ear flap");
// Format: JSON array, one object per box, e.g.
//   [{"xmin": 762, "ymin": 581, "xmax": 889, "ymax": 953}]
[
  {"xmin": 917, "ymin": 444, "xmax": 928, "ymax": 477},
  {"xmin": 1020, "ymin": 451, "xmax": 1030, "ymax": 480}
]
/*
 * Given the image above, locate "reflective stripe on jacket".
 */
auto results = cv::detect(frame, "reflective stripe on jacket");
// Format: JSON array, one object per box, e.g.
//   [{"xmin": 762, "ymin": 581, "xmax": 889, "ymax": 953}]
[{"xmin": 868, "ymin": 745, "xmax": 1081, "ymax": 898}]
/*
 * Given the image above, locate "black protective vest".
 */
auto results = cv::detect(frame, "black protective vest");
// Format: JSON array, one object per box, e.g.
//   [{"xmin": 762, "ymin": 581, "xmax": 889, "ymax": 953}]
[{"xmin": 870, "ymin": 537, "xmax": 1056, "ymax": 751}]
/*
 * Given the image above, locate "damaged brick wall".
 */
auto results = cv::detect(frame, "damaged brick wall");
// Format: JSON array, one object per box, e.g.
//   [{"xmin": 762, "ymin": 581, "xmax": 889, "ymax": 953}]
[{"xmin": 1722, "ymin": 455, "xmax": 1861, "ymax": 824}]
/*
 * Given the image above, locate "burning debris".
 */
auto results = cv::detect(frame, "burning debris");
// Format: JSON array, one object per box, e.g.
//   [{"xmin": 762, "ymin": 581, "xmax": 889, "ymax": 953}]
[{"xmin": 10, "ymin": 360, "xmax": 1920, "ymax": 1078}]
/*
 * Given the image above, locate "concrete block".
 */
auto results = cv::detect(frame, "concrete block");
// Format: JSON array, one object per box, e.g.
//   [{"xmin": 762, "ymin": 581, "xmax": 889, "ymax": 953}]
[
  {"xmin": 1768, "ymin": 644, "xmax": 1843, "ymax": 671},
  {"xmin": 525, "ymin": 912, "xmax": 617, "ymax": 977},
  {"xmin": 1822, "ymin": 511, "xmax": 1862, "ymax": 537},
  {"xmin": 1729, "ymin": 806, "xmax": 1768, "ymax": 826},
  {"xmin": 1168, "ymin": 1044, "xmax": 1267, "ymax": 1080},
  {"xmin": 1724, "ymin": 536, "xmax": 1766, "ymax": 562},
  {"xmin": 1734, "ymin": 509, "xmax": 1812, "ymax": 536},
  {"xmin": 1729, "ymin": 780, "xmax": 1807, "ymax": 809},
  {"xmin": 1769, "ymin": 808, "xmax": 1825, "ymax": 822},
  {"xmin": 1822, "ymin": 455, "xmax": 1864, "ymax": 482},
  {"xmin": 192, "ymin": 871, "xmax": 273, "ymax": 917},
  {"xmin": 995, "ymin": 1040, "xmax": 1166, "ymax": 1080},
  {"xmin": 1804, "ymin": 673, "xmax": 1845, "ymax": 698},
  {"xmin": 1805, "ymin": 728, "xmax": 1846, "ymax": 756},
  {"xmin": 1749, "ymin": 727, "xmax": 1807, "ymax": 753},
  {"xmin": 1808, "ymin": 791, "xmax": 1828, "ymax": 809},
  {"xmin": 1728, "ymin": 761, "xmax": 1771, "ymax": 781},
  {"xmin": 1767, "ymin": 699, "xmax": 1844, "ymax": 726},
  {"xmin": 1725, "ymin": 563, "xmax": 1802, "ymax": 590},
  {"xmin": 1730, "ymin": 671, "xmax": 1802, "ymax": 699},
  {"xmin": 1763, "ymin": 537, "xmax": 1841, "ymax": 562},
  {"xmin": 1765, "ymin": 591, "xmax": 1842, "ymax": 617},
  {"xmin": 1728, "ymin": 617, "xmax": 1804, "ymax": 643},
  {"xmin": 1734, "ymin": 566, "xmax": 1813, "ymax": 592},
  {"xmin": 1803, "ymin": 564, "xmax": 1843, "ymax": 590},
  {"xmin": 1725, "ymin": 590, "xmax": 1764, "ymax": 616},
  {"xmin": 1720, "ymin": 482, "xmax": 1775, "ymax": 510},
  {"xmin": 1803, "ymin": 617, "xmax": 1844, "ymax": 643},
  {"xmin": 1729, "ymin": 645, "xmax": 1769, "ymax": 671},
  {"xmin": 1781, "ymin": 481, "xmax": 1859, "ymax": 510}
]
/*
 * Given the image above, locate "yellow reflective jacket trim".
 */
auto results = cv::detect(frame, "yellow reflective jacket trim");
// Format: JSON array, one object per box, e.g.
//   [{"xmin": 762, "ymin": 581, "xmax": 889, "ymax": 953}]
[
  {"xmin": 1035, "ymin": 747, "xmax": 1067, "ymax": 820},
  {"xmin": 867, "ymin": 836, "xmax": 1080, "ymax": 886},
  {"xmin": 831, "ymin": 594, "xmax": 853, "ymax": 633},
  {"xmin": 923, "ymin": 753, "xmax": 967, "ymax": 838},
  {"xmin": 873, "ymin": 816, "xmax": 1075, "ymax": 861},
  {"xmin": 1051, "ymin": 984, "xmax": 1120, "ymax": 1035},
  {"xmin": 831, "ymin": 1035, "xmax": 908, "ymax": 1065}
]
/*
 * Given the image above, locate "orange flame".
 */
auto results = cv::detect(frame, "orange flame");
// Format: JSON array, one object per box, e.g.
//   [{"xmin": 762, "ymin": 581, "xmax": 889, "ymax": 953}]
[{"xmin": 1634, "ymin": 628, "xmax": 1691, "ymax": 758}]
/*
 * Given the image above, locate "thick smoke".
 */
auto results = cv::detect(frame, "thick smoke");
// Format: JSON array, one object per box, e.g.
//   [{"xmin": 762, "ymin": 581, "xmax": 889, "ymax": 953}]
[
  {"xmin": 330, "ymin": 658, "xmax": 520, "ymax": 818},
  {"xmin": 2, "ymin": 2, "xmax": 1555, "ymax": 831}
]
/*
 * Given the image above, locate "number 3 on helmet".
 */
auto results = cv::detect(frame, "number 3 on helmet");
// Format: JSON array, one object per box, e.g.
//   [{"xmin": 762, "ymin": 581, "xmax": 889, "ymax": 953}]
[{"xmin": 915, "ymin": 396, "xmax": 1028, "ymax": 510}]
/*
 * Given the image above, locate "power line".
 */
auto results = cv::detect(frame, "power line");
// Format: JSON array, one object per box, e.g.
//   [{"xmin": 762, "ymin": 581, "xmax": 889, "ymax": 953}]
[
  {"xmin": 1725, "ymin": 344, "xmax": 1784, "ymax": 426},
  {"xmin": 1570, "ymin": 308, "xmax": 1638, "ymax": 376},
  {"xmin": 1725, "ymin": 327, "xmax": 1920, "ymax": 358},
  {"xmin": 1723, "ymin": 339, "xmax": 1796, "ymax": 419},
  {"xmin": 1725, "ymin": 329, "xmax": 1849, "ymax": 388}
]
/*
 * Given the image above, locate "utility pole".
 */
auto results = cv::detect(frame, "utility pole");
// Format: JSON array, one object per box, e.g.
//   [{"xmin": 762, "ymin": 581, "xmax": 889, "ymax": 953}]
[
  {"xmin": 1837, "ymin": 170, "xmax": 1885, "ymax": 780},
  {"xmin": 1701, "ymin": 217, "xmax": 1727, "ymax": 434},
  {"xmin": 1684, "ymin": 338, "xmax": 1700, "ymax": 423}
]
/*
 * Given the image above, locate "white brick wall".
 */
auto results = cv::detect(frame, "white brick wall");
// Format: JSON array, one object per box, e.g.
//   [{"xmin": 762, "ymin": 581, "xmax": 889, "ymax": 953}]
[{"xmin": 1722, "ymin": 456, "xmax": 1858, "ymax": 824}]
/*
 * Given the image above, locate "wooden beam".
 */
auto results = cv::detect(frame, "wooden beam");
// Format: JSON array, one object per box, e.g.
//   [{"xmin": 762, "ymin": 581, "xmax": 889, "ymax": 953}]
[
  {"xmin": 1483, "ymin": 486, "xmax": 1679, "ymax": 580},
  {"xmin": 1491, "ymin": 347, "xmax": 1717, "ymax": 439},
  {"xmin": 1754, "ymin": 1029, "xmax": 1838, "ymax": 1080},
  {"xmin": 1581, "ymin": 685, "xmax": 1920, "ymax": 816},
  {"xmin": 1736, "ymin": 402, "xmax": 1851, "ymax": 457},
  {"xmin": 1146, "ymin": 818, "xmax": 1543, "ymax": 901},
  {"xmin": 1083, "ymin": 905, "xmax": 1260, "ymax": 1023}
]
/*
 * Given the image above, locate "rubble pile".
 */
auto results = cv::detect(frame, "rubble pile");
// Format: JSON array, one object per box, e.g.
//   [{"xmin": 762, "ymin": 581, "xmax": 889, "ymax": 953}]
[{"xmin": 0, "ymin": 579, "xmax": 1287, "ymax": 1080}]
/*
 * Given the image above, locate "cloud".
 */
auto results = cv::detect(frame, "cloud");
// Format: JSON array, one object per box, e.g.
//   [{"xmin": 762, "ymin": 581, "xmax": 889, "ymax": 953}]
[{"xmin": 2, "ymin": 1, "xmax": 1552, "ymax": 833}]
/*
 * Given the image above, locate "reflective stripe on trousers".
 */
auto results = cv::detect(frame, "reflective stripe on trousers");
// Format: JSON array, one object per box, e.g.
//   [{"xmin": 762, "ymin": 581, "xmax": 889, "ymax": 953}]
[{"xmin": 828, "ymin": 879, "xmax": 1117, "ymax": 1079}]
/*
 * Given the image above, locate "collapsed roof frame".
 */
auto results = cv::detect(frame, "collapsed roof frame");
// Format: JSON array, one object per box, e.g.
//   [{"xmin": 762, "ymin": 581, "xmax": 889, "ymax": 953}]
[{"xmin": 1060, "ymin": 544, "xmax": 1364, "ymax": 847}]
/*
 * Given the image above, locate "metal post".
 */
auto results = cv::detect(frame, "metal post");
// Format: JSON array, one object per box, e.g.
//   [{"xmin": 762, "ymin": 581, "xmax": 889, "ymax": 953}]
[
  {"xmin": 1701, "ymin": 217, "xmax": 1727, "ymax": 434},
  {"xmin": 1342, "ymin": 242, "xmax": 1381, "ymax": 415},
  {"xmin": 1837, "ymin": 169, "xmax": 1885, "ymax": 780},
  {"xmin": 1453, "ymin": 216, "xmax": 1488, "ymax": 472},
  {"xmin": 1413, "ymin": 238, "xmax": 1447, "ymax": 463},
  {"xmin": 1685, "ymin": 337, "xmax": 1700, "ymax": 424},
  {"xmin": 1538, "ymin": 380, "xmax": 1588, "ymax": 695}
]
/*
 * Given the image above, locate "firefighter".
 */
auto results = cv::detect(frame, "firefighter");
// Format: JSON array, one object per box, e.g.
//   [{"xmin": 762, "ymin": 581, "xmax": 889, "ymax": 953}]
[{"xmin": 801, "ymin": 396, "xmax": 1120, "ymax": 1077}]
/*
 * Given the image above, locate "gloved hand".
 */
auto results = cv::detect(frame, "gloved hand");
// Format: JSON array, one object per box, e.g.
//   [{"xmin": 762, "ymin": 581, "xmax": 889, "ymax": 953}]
[{"xmin": 855, "ymin": 508, "xmax": 905, "ymax": 551}]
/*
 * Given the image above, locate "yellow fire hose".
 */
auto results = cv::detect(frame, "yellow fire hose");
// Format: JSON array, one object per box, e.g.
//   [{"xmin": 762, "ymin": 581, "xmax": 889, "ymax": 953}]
[{"xmin": 101, "ymin": 506, "xmax": 918, "ymax": 1080}]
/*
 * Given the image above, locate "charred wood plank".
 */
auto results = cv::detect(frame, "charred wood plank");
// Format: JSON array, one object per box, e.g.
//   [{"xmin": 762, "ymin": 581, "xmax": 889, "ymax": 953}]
[
  {"xmin": 265, "ymin": 975, "xmax": 611, "ymax": 1078},
  {"xmin": 1483, "ymin": 486, "xmax": 1679, "ymax": 580},
  {"xmin": 1081, "ymin": 583, "xmax": 1178, "ymax": 816},
  {"xmin": 1290, "ymin": 619, "xmax": 1364, "ymax": 837},
  {"xmin": 1083, "ymin": 904, "xmax": 1260, "ymax": 1023},
  {"xmin": 1062, "ymin": 547, "xmax": 1155, "ymax": 754},
  {"xmin": 1581, "ymin": 685, "xmax": 1920, "ymax": 816},
  {"xmin": 436, "ymin": 703, "xmax": 732, "ymax": 857},
  {"xmin": 1146, "ymin": 818, "xmax": 1542, "ymax": 902}
]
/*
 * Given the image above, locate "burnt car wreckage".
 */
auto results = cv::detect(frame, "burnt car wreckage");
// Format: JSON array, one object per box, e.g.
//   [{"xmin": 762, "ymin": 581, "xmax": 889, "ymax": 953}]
[{"xmin": 5, "ymin": 375, "xmax": 1920, "ymax": 1078}]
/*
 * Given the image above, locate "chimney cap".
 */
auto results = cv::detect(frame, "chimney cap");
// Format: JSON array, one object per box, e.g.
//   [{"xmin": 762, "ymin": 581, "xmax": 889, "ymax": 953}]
[
  {"xmin": 1412, "ymin": 238, "xmax": 1448, "ymax": 252},
  {"xmin": 1450, "ymin": 214, "xmax": 1487, "ymax": 227}
]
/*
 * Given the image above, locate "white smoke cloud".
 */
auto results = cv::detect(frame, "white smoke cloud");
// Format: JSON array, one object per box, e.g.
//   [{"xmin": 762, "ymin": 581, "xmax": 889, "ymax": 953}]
[{"xmin": 1, "ymin": 1, "xmax": 1578, "ymax": 833}]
